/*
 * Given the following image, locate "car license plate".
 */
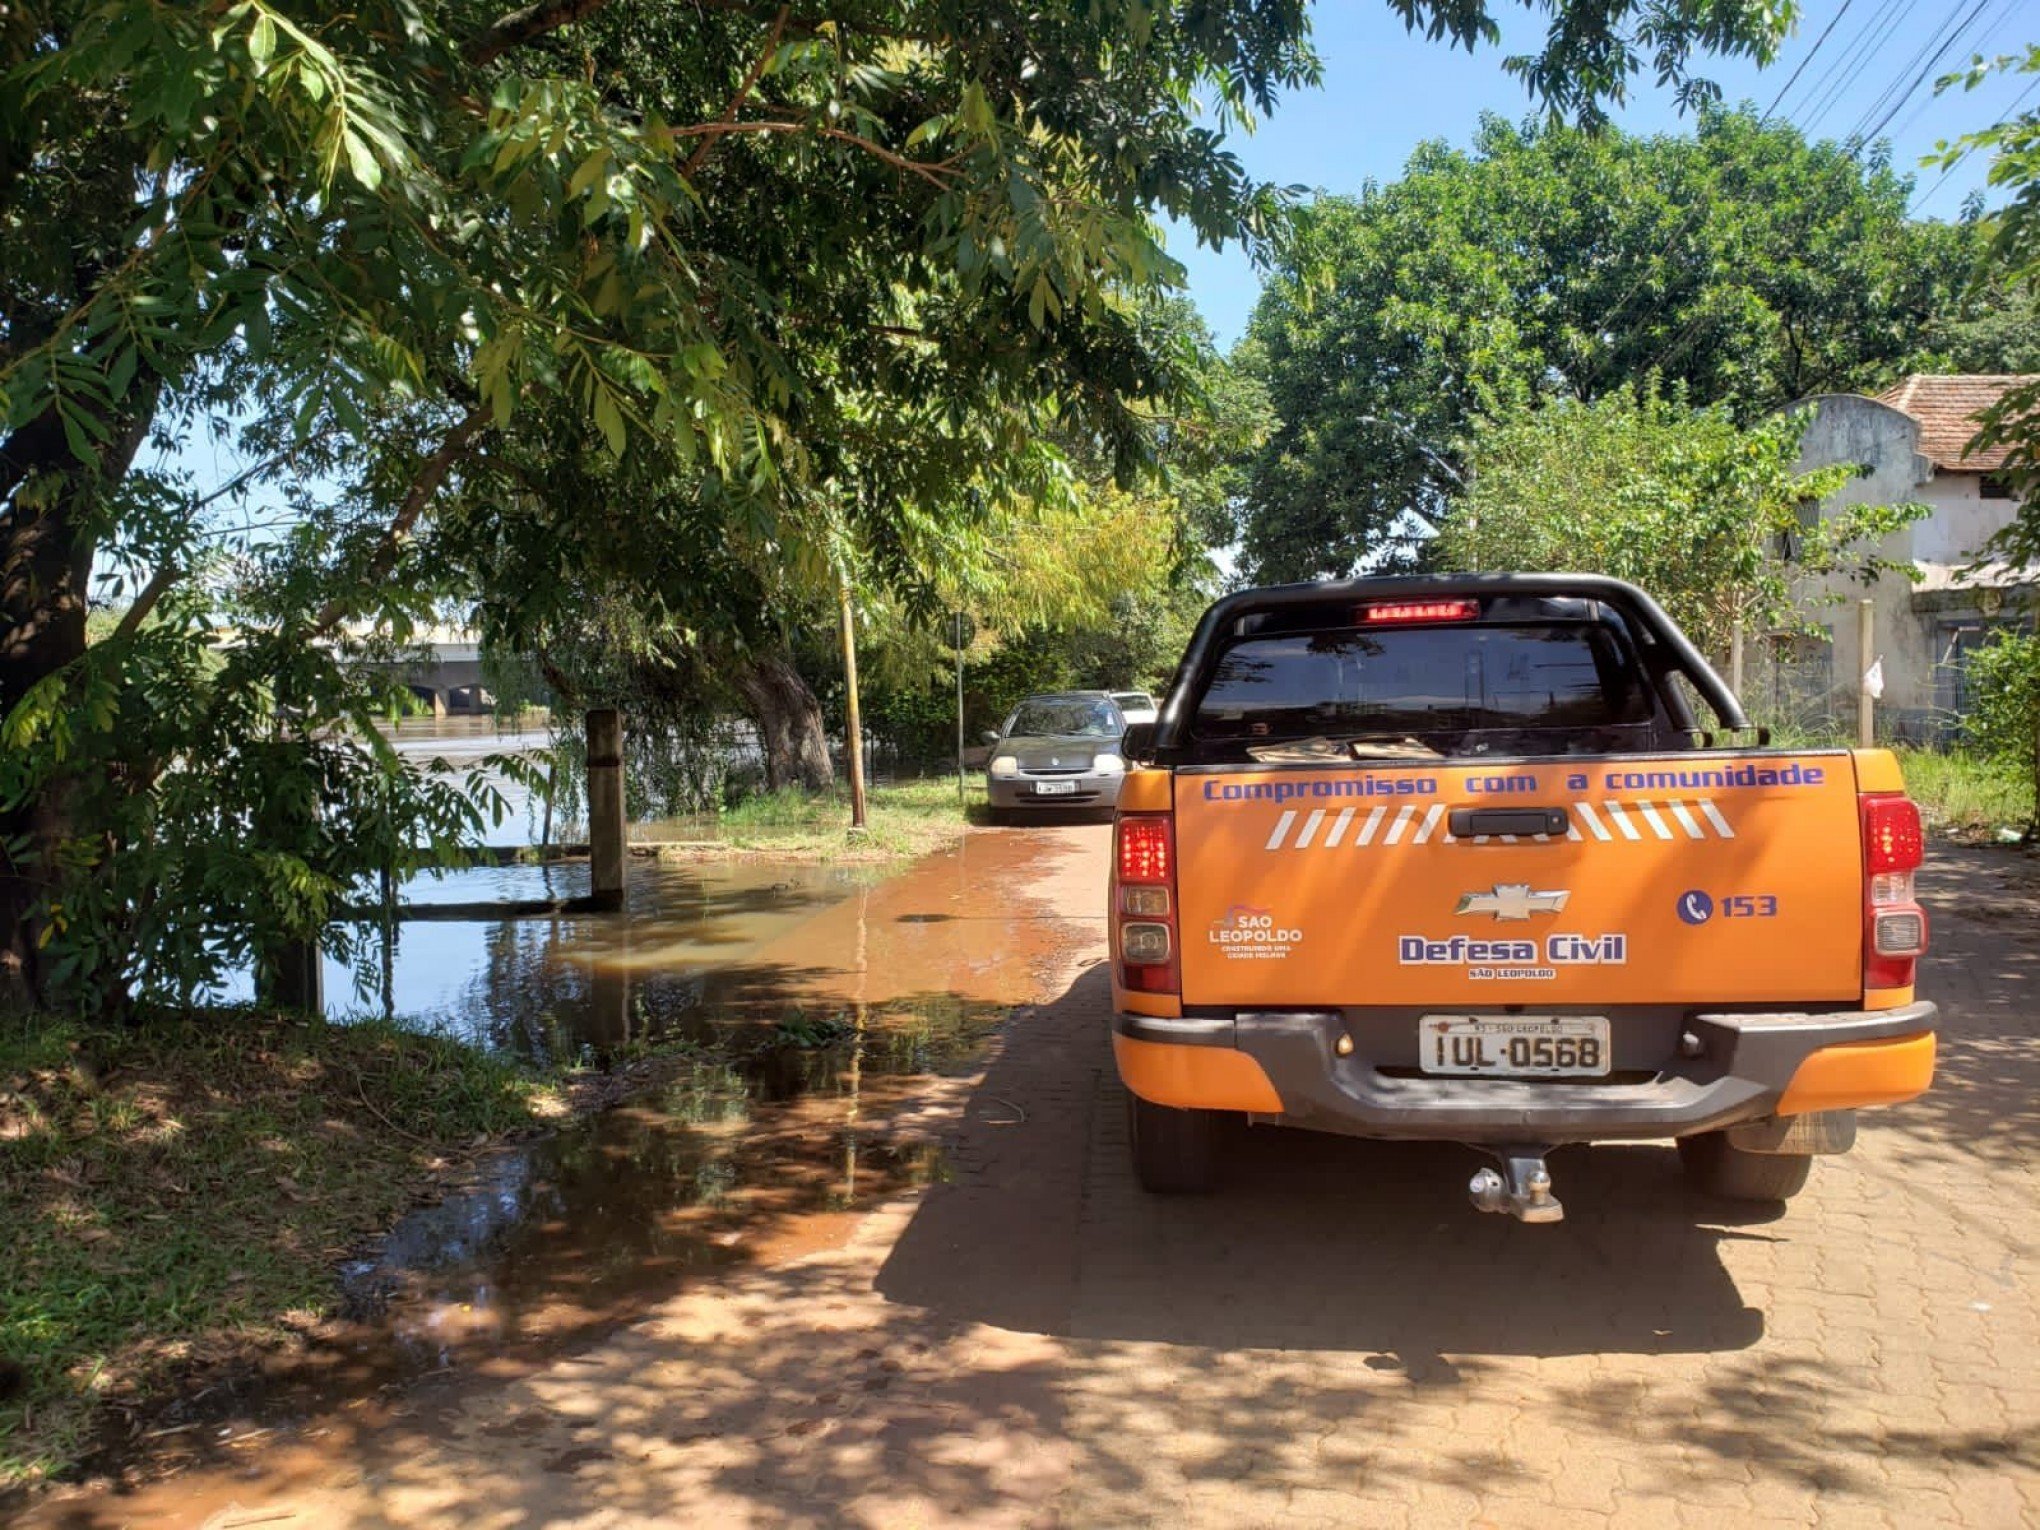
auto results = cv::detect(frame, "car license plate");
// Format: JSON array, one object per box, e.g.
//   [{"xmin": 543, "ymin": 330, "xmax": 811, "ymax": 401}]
[
  {"xmin": 1418, "ymin": 1015, "xmax": 1610, "ymax": 1077},
  {"xmin": 1033, "ymin": 780, "xmax": 1079, "ymax": 796}
]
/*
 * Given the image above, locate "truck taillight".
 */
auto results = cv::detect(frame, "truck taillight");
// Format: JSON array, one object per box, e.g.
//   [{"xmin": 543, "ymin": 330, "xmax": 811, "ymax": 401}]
[
  {"xmin": 1360, "ymin": 598, "xmax": 1478, "ymax": 625},
  {"xmin": 1118, "ymin": 817, "xmax": 1173, "ymax": 884},
  {"xmin": 1115, "ymin": 814, "xmax": 1179, "ymax": 994},
  {"xmin": 1860, "ymin": 794, "xmax": 1927, "ymax": 989}
]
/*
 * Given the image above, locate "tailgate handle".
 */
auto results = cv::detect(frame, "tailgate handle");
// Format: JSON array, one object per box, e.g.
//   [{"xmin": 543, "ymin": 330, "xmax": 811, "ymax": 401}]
[{"xmin": 1450, "ymin": 807, "xmax": 1570, "ymax": 839}]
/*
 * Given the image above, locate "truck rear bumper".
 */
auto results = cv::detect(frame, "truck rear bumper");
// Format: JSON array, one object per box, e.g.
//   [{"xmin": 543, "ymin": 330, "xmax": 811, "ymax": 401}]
[{"xmin": 1112, "ymin": 1003, "xmax": 1937, "ymax": 1146}]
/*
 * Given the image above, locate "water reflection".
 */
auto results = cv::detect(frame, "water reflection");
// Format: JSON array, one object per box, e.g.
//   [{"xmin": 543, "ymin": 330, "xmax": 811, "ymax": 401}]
[{"xmin": 324, "ymin": 860, "xmax": 880, "ymax": 1063}]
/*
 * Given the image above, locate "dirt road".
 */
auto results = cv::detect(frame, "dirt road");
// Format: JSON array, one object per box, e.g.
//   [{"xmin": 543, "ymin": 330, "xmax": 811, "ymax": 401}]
[{"xmin": 31, "ymin": 828, "xmax": 2040, "ymax": 1528}]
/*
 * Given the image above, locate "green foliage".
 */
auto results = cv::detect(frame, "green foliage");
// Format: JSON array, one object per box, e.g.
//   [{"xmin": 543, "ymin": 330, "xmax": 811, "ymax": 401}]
[
  {"xmin": 1893, "ymin": 744, "xmax": 2036, "ymax": 840},
  {"xmin": 1430, "ymin": 386, "xmax": 1921, "ymax": 662},
  {"xmin": 1931, "ymin": 46, "xmax": 2040, "ymax": 564},
  {"xmin": 1236, "ymin": 108, "xmax": 2013, "ymax": 581},
  {"xmin": 1961, "ymin": 627, "xmax": 2040, "ymax": 831},
  {"xmin": 0, "ymin": 581, "xmax": 539, "ymax": 1011},
  {"xmin": 1, "ymin": 0, "xmax": 1798, "ymax": 1010}
]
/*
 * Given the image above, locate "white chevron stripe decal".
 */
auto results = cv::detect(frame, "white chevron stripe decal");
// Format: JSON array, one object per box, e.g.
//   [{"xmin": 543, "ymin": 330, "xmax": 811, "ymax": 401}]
[
  {"xmin": 1323, "ymin": 806, "xmax": 1356, "ymax": 847},
  {"xmin": 1265, "ymin": 810, "xmax": 1296, "ymax": 851},
  {"xmin": 1251, "ymin": 798, "xmax": 1737, "ymax": 850}
]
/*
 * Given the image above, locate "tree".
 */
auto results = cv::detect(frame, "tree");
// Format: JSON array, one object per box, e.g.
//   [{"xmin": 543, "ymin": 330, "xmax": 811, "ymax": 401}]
[
  {"xmin": 1931, "ymin": 45, "xmax": 2040, "ymax": 564},
  {"xmin": 0, "ymin": 0, "xmax": 1793, "ymax": 1009},
  {"xmin": 1963, "ymin": 628, "xmax": 2040, "ymax": 837},
  {"xmin": 1236, "ymin": 108, "xmax": 2014, "ymax": 583},
  {"xmin": 1429, "ymin": 385, "xmax": 1916, "ymax": 665}
]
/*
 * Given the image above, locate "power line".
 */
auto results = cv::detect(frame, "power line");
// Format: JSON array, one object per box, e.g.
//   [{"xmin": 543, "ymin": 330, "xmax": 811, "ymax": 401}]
[
  {"xmin": 1846, "ymin": 0, "xmax": 1998, "ymax": 149},
  {"xmin": 1797, "ymin": 0, "xmax": 1916, "ymax": 134},
  {"xmin": 1908, "ymin": 70, "xmax": 2040, "ymax": 217}
]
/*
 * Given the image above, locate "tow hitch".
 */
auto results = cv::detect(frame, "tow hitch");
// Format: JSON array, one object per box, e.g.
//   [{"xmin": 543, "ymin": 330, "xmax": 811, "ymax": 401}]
[{"xmin": 1468, "ymin": 1147, "xmax": 1563, "ymax": 1224}]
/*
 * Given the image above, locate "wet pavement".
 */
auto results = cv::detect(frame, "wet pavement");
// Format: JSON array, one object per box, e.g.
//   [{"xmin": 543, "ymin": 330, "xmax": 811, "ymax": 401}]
[{"xmin": 24, "ymin": 823, "xmax": 1103, "ymax": 1522}]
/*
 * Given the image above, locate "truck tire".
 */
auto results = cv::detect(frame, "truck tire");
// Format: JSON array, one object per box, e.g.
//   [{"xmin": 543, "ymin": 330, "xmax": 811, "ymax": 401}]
[
  {"xmin": 1677, "ymin": 1131, "xmax": 1814, "ymax": 1203},
  {"xmin": 1128, "ymin": 1092, "xmax": 1216, "ymax": 1194}
]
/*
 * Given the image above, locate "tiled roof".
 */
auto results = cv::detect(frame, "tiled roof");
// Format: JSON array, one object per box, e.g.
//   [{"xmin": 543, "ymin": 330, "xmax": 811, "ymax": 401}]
[{"xmin": 1874, "ymin": 374, "xmax": 2038, "ymax": 472}]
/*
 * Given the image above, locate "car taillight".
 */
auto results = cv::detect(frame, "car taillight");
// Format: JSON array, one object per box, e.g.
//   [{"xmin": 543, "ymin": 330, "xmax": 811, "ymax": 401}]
[
  {"xmin": 1861, "ymin": 794, "xmax": 1927, "ymax": 989},
  {"xmin": 1115, "ymin": 814, "xmax": 1179, "ymax": 994}
]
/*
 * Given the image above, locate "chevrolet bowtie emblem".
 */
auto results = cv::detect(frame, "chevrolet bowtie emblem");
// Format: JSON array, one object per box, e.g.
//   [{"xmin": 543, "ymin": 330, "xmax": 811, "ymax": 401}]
[{"xmin": 1456, "ymin": 883, "xmax": 1571, "ymax": 920}]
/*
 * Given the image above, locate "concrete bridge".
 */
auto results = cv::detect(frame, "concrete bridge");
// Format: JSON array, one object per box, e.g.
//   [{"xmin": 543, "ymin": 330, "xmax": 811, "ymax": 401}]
[{"xmin": 332, "ymin": 622, "xmax": 497, "ymax": 717}]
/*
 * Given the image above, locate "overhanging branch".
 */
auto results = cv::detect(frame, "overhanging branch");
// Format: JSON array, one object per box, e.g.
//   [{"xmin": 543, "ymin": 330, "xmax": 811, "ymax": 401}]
[{"xmin": 467, "ymin": 0, "xmax": 610, "ymax": 65}]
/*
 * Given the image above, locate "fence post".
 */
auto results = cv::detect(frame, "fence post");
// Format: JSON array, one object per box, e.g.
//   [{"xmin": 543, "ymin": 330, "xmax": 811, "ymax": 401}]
[
  {"xmin": 587, "ymin": 707, "xmax": 626, "ymax": 911},
  {"xmin": 1857, "ymin": 598, "xmax": 1876, "ymax": 747}
]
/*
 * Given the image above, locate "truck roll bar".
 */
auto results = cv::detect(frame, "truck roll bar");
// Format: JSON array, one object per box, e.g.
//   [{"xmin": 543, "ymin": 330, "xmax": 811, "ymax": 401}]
[{"xmin": 1147, "ymin": 573, "xmax": 1750, "ymax": 754}]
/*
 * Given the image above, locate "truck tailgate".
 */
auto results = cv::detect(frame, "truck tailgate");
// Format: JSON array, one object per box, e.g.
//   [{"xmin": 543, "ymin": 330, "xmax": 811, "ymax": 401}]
[{"xmin": 1175, "ymin": 751, "xmax": 1863, "ymax": 1008}]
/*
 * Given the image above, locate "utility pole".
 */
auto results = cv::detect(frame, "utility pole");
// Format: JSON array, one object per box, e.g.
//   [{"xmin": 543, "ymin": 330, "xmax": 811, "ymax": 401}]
[
  {"xmin": 839, "ymin": 572, "xmax": 868, "ymax": 832},
  {"xmin": 953, "ymin": 611, "xmax": 968, "ymax": 811},
  {"xmin": 1857, "ymin": 598, "xmax": 1876, "ymax": 748}
]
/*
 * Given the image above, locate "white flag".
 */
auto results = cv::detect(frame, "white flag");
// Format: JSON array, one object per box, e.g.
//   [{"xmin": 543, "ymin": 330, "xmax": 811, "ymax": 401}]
[{"xmin": 1862, "ymin": 657, "xmax": 1885, "ymax": 701}]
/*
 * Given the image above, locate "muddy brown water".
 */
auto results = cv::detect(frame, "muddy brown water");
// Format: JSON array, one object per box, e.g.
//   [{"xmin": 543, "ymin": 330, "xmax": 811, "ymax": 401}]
[{"xmin": 31, "ymin": 824, "xmax": 1104, "ymax": 1518}]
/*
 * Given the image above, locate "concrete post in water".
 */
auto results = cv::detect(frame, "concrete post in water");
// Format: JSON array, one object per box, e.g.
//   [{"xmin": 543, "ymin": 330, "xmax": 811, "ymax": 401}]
[
  {"xmin": 587, "ymin": 707, "xmax": 626, "ymax": 911},
  {"xmin": 1857, "ymin": 598, "xmax": 1876, "ymax": 748}
]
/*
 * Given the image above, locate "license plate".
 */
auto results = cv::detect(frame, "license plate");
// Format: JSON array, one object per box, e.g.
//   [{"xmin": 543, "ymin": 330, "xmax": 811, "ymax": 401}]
[
  {"xmin": 1033, "ymin": 780, "xmax": 1079, "ymax": 796},
  {"xmin": 1418, "ymin": 1015, "xmax": 1610, "ymax": 1077}
]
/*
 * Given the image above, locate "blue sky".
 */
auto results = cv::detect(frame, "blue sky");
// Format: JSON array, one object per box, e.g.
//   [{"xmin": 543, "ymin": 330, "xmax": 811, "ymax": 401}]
[{"xmin": 1173, "ymin": 0, "xmax": 2037, "ymax": 346}]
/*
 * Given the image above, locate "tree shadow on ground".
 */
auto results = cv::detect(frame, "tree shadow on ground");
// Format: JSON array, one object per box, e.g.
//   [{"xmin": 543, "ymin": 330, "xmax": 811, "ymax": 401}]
[{"xmin": 878, "ymin": 963, "xmax": 1770, "ymax": 1360}]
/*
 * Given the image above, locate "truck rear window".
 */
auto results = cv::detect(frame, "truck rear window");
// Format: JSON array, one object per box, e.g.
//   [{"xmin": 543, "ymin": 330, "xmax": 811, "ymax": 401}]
[{"xmin": 1193, "ymin": 623, "xmax": 1655, "ymax": 744}]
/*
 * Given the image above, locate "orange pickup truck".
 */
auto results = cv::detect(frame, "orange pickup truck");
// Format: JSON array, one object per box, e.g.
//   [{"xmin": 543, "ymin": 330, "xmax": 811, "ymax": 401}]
[{"xmin": 1108, "ymin": 574, "xmax": 1936, "ymax": 1222}]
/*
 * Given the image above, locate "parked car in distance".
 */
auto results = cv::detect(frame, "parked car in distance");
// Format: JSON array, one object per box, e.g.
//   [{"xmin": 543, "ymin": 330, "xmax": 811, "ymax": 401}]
[
  {"xmin": 1111, "ymin": 690, "xmax": 1159, "ymax": 726},
  {"xmin": 985, "ymin": 691, "xmax": 1129, "ymax": 819}
]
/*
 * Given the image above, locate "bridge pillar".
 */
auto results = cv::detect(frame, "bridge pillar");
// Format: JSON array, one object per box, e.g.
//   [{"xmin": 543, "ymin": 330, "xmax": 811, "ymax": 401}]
[{"xmin": 587, "ymin": 707, "xmax": 626, "ymax": 911}]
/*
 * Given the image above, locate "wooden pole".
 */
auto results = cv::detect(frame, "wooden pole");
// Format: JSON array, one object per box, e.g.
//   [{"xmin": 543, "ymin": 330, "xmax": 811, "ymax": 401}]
[
  {"xmin": 839, "ymin": 575, "xmax": 868, "ymax": 832},
  {"xmin": 1857, "ymin": 598, "xmax": 1876, "ymax": 748},
  {"xmin": 955, "ymin": 614, "xmax": 966, "ymax": 812},
  {"xmin": 586, "ymin": 707, "xmax": 626, "ymax": 911}
]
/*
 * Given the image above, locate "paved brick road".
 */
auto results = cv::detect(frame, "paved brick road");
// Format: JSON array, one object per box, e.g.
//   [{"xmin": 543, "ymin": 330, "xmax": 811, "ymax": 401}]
[{"xmin": 48, "ymin": 832, "xmax": 2040, "ymax": 1529}]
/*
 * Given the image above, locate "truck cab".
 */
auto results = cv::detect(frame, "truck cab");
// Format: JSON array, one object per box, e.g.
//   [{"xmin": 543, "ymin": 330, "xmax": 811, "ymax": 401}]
[{"xmin": 1108, "ymin": 574, "xmax": 1936, "ymax": 1221}]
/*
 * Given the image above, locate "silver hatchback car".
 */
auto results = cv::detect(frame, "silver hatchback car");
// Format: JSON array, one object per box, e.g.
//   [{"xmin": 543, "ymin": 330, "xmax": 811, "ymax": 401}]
[{"xmin": 984, "ymin": 691, "xmax": 1128, "ymax": 817}]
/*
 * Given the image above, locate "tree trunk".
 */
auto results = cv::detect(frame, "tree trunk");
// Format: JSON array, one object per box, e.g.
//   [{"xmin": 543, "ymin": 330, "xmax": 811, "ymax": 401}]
[
  {"xmin": 731, "ymin": 650, "xmax": 834, "ymax": 792},
  {"xmin": 1, "ymin": 403, "xmax": 154, "ymax": 1009}
]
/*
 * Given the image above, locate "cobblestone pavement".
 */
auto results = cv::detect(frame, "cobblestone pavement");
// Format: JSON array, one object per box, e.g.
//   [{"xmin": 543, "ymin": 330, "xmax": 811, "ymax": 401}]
[{"xmin": 43, "ymin": 834, "xmax": 2040, "ymax": 1529}]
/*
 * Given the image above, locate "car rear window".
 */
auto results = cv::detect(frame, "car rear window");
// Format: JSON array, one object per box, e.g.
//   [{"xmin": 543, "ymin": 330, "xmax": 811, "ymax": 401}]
[{"xmin": 1192, "ymin": 622, "xmax": 1654, "ymax": 742}]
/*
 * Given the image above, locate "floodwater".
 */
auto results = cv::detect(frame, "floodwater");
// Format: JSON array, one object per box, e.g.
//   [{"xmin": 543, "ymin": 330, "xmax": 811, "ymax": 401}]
[
  {"xmin": 36, "ymin": 823, "xmax": 1105, "ymax": 1516},
  {"xmin": 322, "ymin": 858, "xmax": 882, "ymax": 1063}
]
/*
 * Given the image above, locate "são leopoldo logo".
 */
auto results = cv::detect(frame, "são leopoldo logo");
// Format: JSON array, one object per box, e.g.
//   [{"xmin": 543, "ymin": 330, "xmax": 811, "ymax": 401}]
[{"xmin": 1209, "ymin": 903, "xmax": 1302, "ymax": 961}]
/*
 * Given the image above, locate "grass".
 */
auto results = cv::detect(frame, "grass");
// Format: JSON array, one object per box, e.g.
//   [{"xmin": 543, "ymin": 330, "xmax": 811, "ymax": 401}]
[
  {"xmin": 654, "ymin": 775, "xmax": 983, "ymax": 862},
  {"xmin": 0, "ymin": 1010, "xmax": 568, "ymax": 1488},
  {"xmin": 1894, "ymin": 746, "xmax": 2035, "ymax": 841}
]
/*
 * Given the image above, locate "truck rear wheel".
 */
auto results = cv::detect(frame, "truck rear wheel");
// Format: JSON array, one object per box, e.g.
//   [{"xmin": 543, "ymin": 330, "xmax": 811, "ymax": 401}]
[
  {"xmin": 1128, "ymin": 1092, "xmax": 1216, "ymax": 1194},
  {"xmin": 1677, "ymin": 1131, "xmax": 1813, "ymax": 1203}
]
